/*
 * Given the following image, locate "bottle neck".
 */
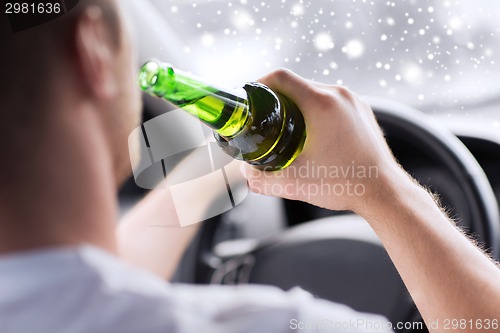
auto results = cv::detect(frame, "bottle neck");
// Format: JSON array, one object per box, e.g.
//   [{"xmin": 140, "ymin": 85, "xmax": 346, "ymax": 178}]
[{"xmin": 139, "ymin": 61, "xmax": 250, "ymax": 138}]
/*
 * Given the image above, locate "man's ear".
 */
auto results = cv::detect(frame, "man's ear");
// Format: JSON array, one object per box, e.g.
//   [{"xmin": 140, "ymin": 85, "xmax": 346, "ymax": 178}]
[{"xmin": 74, "ymin": 6, "xmax": 117, "ymax": 100}]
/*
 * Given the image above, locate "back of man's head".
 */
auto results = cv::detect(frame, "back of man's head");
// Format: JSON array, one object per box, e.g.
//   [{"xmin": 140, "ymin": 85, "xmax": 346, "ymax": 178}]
[
  {"xmin": 0, "ymin": 0, "xmax": 138, "ymax": 188},
  {"xmin": 0, "ymin": 0, "xmax": 119, "ymax": 111}
]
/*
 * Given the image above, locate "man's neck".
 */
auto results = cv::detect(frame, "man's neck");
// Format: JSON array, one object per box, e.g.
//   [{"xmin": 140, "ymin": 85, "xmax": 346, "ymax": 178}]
[{"xmin": 0, "ymin": 103, "xmax": 119, "ymax": 256}]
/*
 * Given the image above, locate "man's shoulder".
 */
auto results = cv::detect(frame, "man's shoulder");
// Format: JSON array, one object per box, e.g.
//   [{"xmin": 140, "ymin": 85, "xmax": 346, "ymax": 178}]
[
  {"xmin": 0, "ymin": 246, "xmax": 174, "ymax": 333},
  {"xmin": 0, "ymin": 245, "xmax": 392, "ymax": 333}
]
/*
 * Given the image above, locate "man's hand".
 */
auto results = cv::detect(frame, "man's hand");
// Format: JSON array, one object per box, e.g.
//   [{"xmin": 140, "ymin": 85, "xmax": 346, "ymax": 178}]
[
  {"xmin": 245, "ymin": 69, "xmax": 500, "ymax": 332},
  {"xmin": 246, "ymin": 68, "xmax": 405, "ymax": 215}
]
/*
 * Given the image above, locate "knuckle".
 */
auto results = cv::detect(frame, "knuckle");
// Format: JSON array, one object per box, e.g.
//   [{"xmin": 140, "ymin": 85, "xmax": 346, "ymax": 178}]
[
  {"xmin": 310, "ymin": 88, "xmax": 339, "ymax": 110},
  {"xmin": 271, "ymin": 68, "xmax": 294, "ymax": 82},
  {"xmin": 314, "ymin": 91, "xmax": 333, "ymax": 105},
  {"xmin": 334, "ymin": 85, "xmax": 355, "ymax": 101}
]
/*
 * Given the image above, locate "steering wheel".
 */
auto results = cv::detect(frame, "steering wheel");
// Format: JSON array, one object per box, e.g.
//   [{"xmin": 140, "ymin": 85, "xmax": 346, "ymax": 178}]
[{"xmin": 185, "ymin": 97, "xmax": 500, "ymax": 332}]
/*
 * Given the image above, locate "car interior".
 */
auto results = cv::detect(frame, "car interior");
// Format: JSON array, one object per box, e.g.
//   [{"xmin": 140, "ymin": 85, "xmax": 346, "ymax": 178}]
[{"xmin": 118, "ymin": 0, "xmax": 500, "ymax": 332}]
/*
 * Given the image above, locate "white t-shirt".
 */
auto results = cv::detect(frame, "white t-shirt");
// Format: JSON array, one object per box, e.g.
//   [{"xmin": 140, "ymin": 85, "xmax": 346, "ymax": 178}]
[{"xmin": 0, "ymin": 245, "xmax": 392, "ymax": 333}]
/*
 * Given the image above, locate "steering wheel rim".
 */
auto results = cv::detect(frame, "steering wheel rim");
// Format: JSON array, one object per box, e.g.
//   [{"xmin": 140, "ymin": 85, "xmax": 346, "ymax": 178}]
[
  {"xmin": 367, "ymin": 96, "xmax": 500, "ymax": 256},
  {"xmin": 187, "ymin": 97, "xmax": 500, "ymax": 330}
]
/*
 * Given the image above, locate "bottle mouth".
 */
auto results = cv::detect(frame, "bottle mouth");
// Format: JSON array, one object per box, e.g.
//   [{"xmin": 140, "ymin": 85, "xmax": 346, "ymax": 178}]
[{"xmin": 138, "ymin": 61, "xmax": 161, "ymax": 91}]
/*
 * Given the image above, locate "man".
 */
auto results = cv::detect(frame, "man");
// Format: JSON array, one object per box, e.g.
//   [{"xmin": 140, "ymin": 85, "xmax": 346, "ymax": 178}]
[{"xmin": 0, "ymin": 1, "xmax": 498, "ymax": 333}]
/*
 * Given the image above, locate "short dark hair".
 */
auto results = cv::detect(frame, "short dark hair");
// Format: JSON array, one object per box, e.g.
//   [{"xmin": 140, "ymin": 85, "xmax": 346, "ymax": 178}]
[
  {"xmin": 0, "ymin": 0, "xmax": 120, "ymax": 161},
  {"xmin": 0, "ymin": 0, "xmax": 119, "ymax": 99}
]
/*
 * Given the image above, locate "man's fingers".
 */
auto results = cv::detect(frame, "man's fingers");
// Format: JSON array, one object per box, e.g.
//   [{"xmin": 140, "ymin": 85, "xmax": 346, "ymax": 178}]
[
  {"xmin": 244, "ymin": 164, "xmax": 293, "ymax": 198},
  {"xmin": 257, "ymin": 69, "xmax": 344, "ymax": 125},
  {"xmin": 257, "ymin": 69, "xmax": 321, "ymax": 110}
]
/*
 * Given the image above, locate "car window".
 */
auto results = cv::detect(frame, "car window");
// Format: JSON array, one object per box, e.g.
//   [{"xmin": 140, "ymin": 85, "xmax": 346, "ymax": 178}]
[{"xmin": 149, "ymin": 0, "xmax": 500, "ymax": 113}]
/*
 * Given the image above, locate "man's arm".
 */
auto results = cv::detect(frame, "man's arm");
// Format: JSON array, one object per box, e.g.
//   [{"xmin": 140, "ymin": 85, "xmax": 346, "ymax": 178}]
[
  {"xmin": 364, "ymin": 167, "xmax": 500, "ymax": 325},
  {"xmin": 117, "ymin": 154, "xmax": 244, "ymax": 280},
  {"xmin": 246, "ymin": 69, "xmax": 500, "ymax": 330},
  {"xmin": 117, "ymin": 188, "xmax": 200, "ymax": 280}
]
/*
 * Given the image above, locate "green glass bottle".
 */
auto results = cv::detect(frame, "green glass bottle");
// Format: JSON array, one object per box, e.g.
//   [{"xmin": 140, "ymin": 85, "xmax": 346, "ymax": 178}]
[{"xmin": 138, "ymin": 60, "xmax": 306, "ymax": 170}]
